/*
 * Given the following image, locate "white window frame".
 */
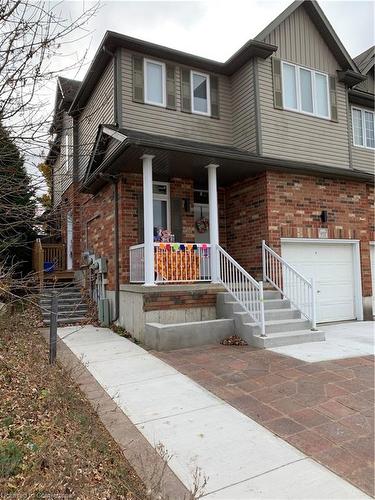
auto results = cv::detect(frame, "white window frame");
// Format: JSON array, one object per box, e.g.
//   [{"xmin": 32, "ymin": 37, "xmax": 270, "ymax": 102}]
[
  {"xmin": 281, "ymin": 61, "xmax": 330, "ymax": 120},
  {"xmin": 144, "ymin": 58, "xmax": 166, "ymax": 108},
  {"xmin": 352, "ymin": 106, "xmax": 375, "ymax": 150},
  {"xmin": 64, "ymin": 132, "xmax": 69, "ymax": 173},
  {"xmin": 153, "ymin": 181, "xmax": 170, "ymax": 231},
  {"xmin": 191, "ymin": 70, "xmax": 211, "ymax": 116}
]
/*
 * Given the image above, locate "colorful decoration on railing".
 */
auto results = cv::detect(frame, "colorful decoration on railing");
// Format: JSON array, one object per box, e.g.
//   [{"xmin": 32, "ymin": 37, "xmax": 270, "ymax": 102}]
[{"xmin": 154, "ymin": 243, "xmax": 210, "ymax": 281}]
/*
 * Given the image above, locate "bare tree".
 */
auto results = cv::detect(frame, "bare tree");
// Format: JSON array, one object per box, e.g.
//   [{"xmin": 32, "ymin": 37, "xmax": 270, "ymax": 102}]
[{"xmin": 0, "ymin": 0, "xmax": 99, "ymax": 298}]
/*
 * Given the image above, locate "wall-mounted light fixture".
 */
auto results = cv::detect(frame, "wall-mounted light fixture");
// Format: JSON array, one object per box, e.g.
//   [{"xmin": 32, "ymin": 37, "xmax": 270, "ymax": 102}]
[{"xmin": 320, "ymin": 210, "xmax": 328, "ymax": 223}]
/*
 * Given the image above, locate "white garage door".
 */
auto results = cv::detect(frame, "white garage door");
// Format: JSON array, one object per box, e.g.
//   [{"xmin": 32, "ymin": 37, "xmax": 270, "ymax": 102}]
[{"xmin": 281, "ymin": 241, "xmax": 357, "ymax": 323}]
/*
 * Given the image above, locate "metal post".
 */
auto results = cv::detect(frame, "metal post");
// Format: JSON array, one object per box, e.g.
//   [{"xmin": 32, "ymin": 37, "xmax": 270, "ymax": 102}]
[
  {"xmin": 49, "ymin": 292, "xmax": 58, "ymax": 364},
  {"xmin": 259, "ymin": 281, "xmax": 267, "ymax": 337},
  {"xmin": 262, "ymin": 240, "xmax": 266, "ymax": 283},
  {"xmin": 310, "ymin": 277, "xmax": 318, "ymax": 331}
]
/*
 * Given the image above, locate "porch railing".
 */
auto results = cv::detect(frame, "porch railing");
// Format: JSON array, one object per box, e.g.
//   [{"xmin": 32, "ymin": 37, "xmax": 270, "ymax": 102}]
[
  {"xmin": 262, "ymin": 240, "xmax": 316, "ymax": 329},
  {"xmin": 41, "ymin": 243, "xmax": 66, "ymax": 271},
  {"xmin": 217, "ymin": 244, "xmax": 266, "ymax": 337},
  {"xmin": 129, "ymin": 243, "xmax": 211, "ymax": 283}
]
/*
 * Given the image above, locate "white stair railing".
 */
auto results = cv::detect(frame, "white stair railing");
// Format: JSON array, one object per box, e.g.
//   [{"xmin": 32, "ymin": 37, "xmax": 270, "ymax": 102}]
[
  {"xmin": 216, "ymin": 245, "xmax": 266, "ymax": 337},
  {"xmin": 262, "ymin": 241, "xmax": 317, "ymax": 329}
]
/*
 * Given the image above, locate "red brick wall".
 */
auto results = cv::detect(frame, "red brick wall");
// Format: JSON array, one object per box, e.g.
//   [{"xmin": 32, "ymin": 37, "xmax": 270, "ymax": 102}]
[
  {"xmin": 225, "ymin": 174, "xmax": 268, "ymax": 278},
  {"xmin": 143, "ymin": 289, "xmax": 217, "ymax": 311},
  {"xmin": 265, "ymin": 171, "xmax": 373, "ymax": 296}
]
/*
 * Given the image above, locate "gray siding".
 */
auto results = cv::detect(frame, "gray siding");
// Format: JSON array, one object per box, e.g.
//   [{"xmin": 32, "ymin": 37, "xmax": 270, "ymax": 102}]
[
  {"xmin": 257, "ymin": 4, "xmax": 350, "ymax": 169},
  {"xmin": 78, "ymin": 60, "xmax": 115, "ymax": 180},
  {"xmin": 355, "ymin": 68, "xmax": 374, "ymax": 95},
  {"xmin": 52, "ymin": 112, "xmax": 73, "ymax": 208},
  {"xmin": 52, "ymin": 153, "xmax": 62, "ymax": 207},
  {"xmin": 231, "ymin": 60, "xmax": 257, "ymax": 152},
  {"xmin": 120, "ymin": 49, "xmax": 233, "ymax": 146},
  {"xmin": 349, "ymin": 105, "xmax": 375, "ymax": 175}
]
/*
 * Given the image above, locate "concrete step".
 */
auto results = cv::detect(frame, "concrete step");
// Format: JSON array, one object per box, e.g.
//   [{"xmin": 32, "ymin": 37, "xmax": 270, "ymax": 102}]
[
  {"xmin": 263, "ymin": 298, "xmax": 291, "ymax": 310},
  {"xmin": 219, "ymin": 290, "xmax": 281, "ymax": 302},
  {"xmin": 234, "ymin": 308, "xmax": 301, "ymax": 323},
  {"xmin": 41, "ymin": 303, "xmax": 88, "ymax": 312},
  {"xmin": 41, "ymin": 307, "xmax": 88, "ymax": 318},
  {"xmin": 44, "ymin": 316, "xmax": 87, "ymax": 325},
  {"xmin": 252, "ymin": 329, "xmax": 325, "ymax": 348},
  {"xmin": 40, "ymin": 292, "xmax": 82, "ymax": 301},
  {"xmin": 245, "ymin": 318, "xmax": 311, "ymax": 334}
]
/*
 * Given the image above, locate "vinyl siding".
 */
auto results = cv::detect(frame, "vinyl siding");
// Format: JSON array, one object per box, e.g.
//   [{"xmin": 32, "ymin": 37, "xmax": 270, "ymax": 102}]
[
  {"xmin": 120, "ymin": 49, "xmax": 233, "ymax": 146},
  {"xmin": 78, "ymin": 60, "xmax": 115, "ymax": 181},
  {"xmin": 60, "ymin": 113, "xmax": 74, "ymax": 195},
  {"xmin": 258, "ymin": 3, "xmax": 351, "ymax": 169},
  {"xmin": 355, "ymin": 68, "xmax": 374, "ymax": 95},
  {"xmin": 349, "ymin": 105, "xmax": 375, "ymax": 175},
  {"xmin": 231, "ymin": 60, "xmax": 257, "ymax": 152},
  {"xmin": 52, "ymin": 153, "xmax": 62, "ymax": 207}
]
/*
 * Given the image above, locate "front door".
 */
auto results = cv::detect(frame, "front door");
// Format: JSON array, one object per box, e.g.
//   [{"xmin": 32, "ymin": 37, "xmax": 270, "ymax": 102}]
[{"xmin": 66, "ymin": 212, "xmax": 73, "ymax": 270}]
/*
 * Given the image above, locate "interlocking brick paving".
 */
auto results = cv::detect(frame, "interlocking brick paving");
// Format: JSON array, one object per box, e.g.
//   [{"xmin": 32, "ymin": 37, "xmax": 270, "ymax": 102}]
[{"xmin": 154, "ymin": 345, "xmax": 374, "ymax": 497}]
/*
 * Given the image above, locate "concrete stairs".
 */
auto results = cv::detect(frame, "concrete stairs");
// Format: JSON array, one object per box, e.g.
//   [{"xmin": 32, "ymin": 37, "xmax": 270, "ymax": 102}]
[
  {"xmin": 40, "ymin": 282, "xmax": 89, "ymax": 326},
  {"xmin": 217, "ymin": 289, "xmax": 325, "ymax": 348}
]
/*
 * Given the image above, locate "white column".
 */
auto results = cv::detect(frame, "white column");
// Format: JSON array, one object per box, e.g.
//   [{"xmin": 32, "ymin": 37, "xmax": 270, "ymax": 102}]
[
  {"xmin": 141, "ymin": 154, "xmax": 155, "ymax": 286},
  {"xmin": 206, "ymin": 163, "xmax": 220, "ymax": 283}
]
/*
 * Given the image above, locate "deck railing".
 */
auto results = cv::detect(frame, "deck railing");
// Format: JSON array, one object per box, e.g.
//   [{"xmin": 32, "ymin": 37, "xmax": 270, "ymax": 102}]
[
  {"xmin": 129, "ymin": 243, "xmax": 211, "ymax": 283},
  {"xmin": 262, "ymin": 240, "xmax": 316, "ymax": 329}
]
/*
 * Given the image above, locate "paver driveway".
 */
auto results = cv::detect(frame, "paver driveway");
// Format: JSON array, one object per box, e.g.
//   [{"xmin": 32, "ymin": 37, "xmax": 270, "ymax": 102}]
[{"xmin": 155, "ymin": 344, "xmax": 374, "ymax": 497}]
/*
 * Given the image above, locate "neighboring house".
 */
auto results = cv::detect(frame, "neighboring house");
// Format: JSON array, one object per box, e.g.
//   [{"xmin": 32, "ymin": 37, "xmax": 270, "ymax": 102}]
[{"xmin": 45, "ymin": 0, "xmax": 374, "ymax": 346}]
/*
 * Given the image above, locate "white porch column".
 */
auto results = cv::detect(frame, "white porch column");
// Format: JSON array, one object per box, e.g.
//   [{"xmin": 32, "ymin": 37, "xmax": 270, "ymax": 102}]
[
  {"xmin": 206, "ymin": 163, "xmax": 220, "ymax": 283},
  {"xmin": 141, "ymin": 154, "xmax": 155, "ymax": 286}
]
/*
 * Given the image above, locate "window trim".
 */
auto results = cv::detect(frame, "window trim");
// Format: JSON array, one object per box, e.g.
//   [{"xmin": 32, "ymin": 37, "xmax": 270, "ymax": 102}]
[
  {"xmin": 352, "ymin": 106, "xmax": 375, "ymax": 150},
  {"xmin": 144, "ymin": 58, "xmax": 166, "ymax": 108},
  {"xmin": 191, "ymin": 70, "xmax": 211, "ymax": 116},
  {"xmin": 153, "ymin": 181, "xmax": 170, "ymax": 231},
  {"xmin": 281, "ymin": 61, "xmax": 330, "ymax": 120}
]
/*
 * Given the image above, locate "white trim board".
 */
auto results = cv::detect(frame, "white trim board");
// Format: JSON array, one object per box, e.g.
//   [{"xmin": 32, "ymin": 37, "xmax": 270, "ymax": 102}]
[{"xmin": 280, "ymin": 238, "xmax": 363, "ymax": 322}]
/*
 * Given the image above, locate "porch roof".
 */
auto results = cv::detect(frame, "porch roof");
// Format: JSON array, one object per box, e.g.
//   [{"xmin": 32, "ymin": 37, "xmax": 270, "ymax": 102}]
[{"xmin": 82, "ymin": 126, "xmax": 374, "ymax": 193}]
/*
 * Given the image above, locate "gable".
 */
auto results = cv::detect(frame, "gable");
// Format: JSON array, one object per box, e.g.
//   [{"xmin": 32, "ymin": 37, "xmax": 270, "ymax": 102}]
[{"xmin": 259, "ymin": 4, "xmax": 341, "ymax": 73}]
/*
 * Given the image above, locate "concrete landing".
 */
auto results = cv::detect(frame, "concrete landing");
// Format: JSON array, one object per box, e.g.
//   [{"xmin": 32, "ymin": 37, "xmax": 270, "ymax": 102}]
[{"xmin": 57, "ymin": 325, "xmax": 369, "ymax": 499}]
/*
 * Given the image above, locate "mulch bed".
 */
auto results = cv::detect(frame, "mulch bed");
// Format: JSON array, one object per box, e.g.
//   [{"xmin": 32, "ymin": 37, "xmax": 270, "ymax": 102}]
[{"xmin": 0, "ymin": 302, "xmax": 147, "ymax": 499}]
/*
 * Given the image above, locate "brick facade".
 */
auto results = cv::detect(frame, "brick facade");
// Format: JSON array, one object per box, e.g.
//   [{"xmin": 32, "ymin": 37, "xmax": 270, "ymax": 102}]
[
  {"xmin": 143, "ymin": 289, "xmax": 218, "ymax": 312},
  {"xmin": 57, "ymin": 169, "xmax": 374, "ymax": 300}
]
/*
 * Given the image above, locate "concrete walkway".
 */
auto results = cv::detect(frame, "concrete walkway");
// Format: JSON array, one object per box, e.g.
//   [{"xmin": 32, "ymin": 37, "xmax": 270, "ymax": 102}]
[
  {"xmin": 270, "ymin": 321, "xmax": 374, "ymax": 362},
  {"xmin": 57, "ymin": 325, "xmax": 369, "ymax": 499}
]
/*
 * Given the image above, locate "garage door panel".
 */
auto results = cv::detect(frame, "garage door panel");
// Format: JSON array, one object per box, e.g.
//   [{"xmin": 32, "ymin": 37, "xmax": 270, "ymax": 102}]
[{"xmin": 281, "ymin": 241, "xmax": 356, "ymax": 323}]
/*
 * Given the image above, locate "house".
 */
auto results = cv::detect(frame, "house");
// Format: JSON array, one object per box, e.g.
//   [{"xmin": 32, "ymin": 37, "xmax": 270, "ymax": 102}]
[{"xmin": 44, "ymin": 0, "xmax": 374, "ymax": 349}]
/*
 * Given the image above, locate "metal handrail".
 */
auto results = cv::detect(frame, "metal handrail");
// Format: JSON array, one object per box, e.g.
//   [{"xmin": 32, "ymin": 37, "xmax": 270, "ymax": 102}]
[
  {"xmin": 216, "ymin": 244, "xmax": 266, "ymax": 337},
  {"xmin": 262, "ymin": 240, "xmax": 317, "ymax": 329}
]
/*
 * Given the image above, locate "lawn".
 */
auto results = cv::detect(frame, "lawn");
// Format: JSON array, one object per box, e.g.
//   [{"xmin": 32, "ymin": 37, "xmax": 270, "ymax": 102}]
[{"xmin": 0, "ymin": 303, "xmax": 146, "ymax": 499}]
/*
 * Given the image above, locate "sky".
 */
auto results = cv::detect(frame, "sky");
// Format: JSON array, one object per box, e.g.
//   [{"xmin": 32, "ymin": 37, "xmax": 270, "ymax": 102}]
[{"xmin": 58, "ymin": 0, "xmax": 374, "ymax": 87}]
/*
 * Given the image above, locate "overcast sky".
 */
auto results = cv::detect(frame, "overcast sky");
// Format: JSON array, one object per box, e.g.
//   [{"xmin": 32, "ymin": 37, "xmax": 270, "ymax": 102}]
[{"xmin": 58, "ymin": 0, "xmax": 374, "ymax": 86}]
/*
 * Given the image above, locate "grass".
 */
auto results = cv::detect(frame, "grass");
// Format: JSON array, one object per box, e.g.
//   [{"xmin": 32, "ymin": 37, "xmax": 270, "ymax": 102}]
[{"xmin": 0, "ymin": 303, "xmax": 146, "ymax": 499}]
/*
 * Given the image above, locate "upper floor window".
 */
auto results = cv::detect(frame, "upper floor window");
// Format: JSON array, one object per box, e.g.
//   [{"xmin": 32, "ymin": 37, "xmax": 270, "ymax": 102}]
[
  {"xmin": 352, "ymin": 107, "xmax": 375, "ymax": 149},
  {"xmin": 64, "ymin": 132, "xmax": 69, "ymax": 173},
  {"xmin": 282, "ymin": 62, "xmax": 330, "ymax": 119},
  {"xmin": 191, "ymin": 71, "xmax": 211, "ymax": 116},
  {"xmin": 144, "ymin": 59, "xmax": 166, "ymax": 107}
]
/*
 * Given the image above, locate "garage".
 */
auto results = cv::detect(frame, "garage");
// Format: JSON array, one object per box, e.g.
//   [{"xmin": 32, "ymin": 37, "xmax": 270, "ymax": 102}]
[{"xmin": 281, "ymin": 239, "xmax": 362, "ymax": 324}]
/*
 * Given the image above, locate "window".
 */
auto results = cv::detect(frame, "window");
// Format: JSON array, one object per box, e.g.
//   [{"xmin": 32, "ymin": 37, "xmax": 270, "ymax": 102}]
[
  {"xmin": 281, "ymin": 62, "xmax": 330, "ymax": 119},
  {"xmin": 153, "ymin": 182, "xmax": 170, "ymax": 232},
  {"xmin": 191, "ymin": 71, "xmax": 210, "ymax": 115},
  {"xmin": 352, "ymin": 107, "xmax": 375, "ymax": 149},
  {"xmin": 64, "ymin": 132, "xmax": 69, "ymax": 173},
  {"xmin": 144, "ymin": 59, "xmax": 166, "ymax": 107}
]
